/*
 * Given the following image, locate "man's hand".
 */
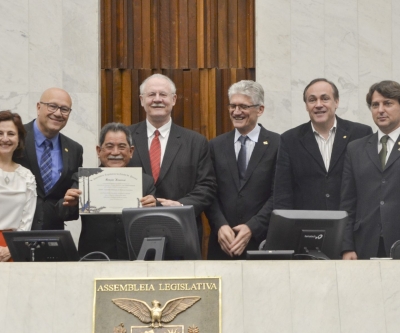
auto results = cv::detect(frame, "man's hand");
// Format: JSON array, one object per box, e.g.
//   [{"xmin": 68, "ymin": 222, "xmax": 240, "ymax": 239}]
[
  {"xmin": 141, "ymin": 195, "xmax": 157, "ymax": 207},
  {"xmin": 63, "ymin": 189, "xmax": 82, "ymax": 206},
  {"xmin": 229, "ymin": 224, "xmax": 252, "ymax": 256},
  {"xmin": 0, "ymin": 246, "xmax": 11, "ymax": 262},
  {"xmin": 217, "ymin": 225, "xmax": 236, "ymax": 257},
  {"xmin": 157, "ymin": 198, "xmax": 182, "ymax": 206},
  {"xmin": 342, "ymin": 251, "xmax": 358, "ymax": 260}
]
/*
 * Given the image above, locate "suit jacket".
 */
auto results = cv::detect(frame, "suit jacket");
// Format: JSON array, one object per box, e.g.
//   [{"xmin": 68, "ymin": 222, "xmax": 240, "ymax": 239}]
[
  {"xmin": 341, "ymin": 133, "xmax": 400, "ymax": 259},
  {"xmin": 127, "ymin": 121, "xmax": 217, "ymax": 219},
  {"xmin": 206, "ymin": 125, "xmax": 280, "ymax": 260},
  {"xmin": 274, "ymin": 116, "xmax": 372, "ymax": 210},
  {"xmin": 78, "ymin": 173, "xmax": 156, "ymax": 260},
  {"xmin": 14, "ymin": 120, "xmax": 83, "ymax": 230}
]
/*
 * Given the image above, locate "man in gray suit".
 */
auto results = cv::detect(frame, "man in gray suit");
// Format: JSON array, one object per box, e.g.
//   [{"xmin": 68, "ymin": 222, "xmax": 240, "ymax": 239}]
[
  {"xmin": 206, "ymin": 80, "xmax": 280, "ymax": 259},
  {"xmin": 127, "ymin": 74, "xmax": 216, "ymax": 234},
  {"xmin": 341, "ymin": 80, "xmax": 400, "ymax": 260}
]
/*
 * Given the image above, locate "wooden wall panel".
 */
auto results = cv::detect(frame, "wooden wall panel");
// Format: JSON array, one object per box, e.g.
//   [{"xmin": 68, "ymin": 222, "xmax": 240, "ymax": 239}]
[
  {"xmin": 101, "ymin": 0, "xmax": 256, "ymax": 139},
  {"xmin": 101, "ymin": 0, "xmax": 255, "ymax": 258}
]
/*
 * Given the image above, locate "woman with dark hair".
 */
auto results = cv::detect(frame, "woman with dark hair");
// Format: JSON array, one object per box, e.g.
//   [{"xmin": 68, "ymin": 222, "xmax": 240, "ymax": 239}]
[{"xmin": 0, "ymin": 110, "xmax": 37, "ymax": 262}]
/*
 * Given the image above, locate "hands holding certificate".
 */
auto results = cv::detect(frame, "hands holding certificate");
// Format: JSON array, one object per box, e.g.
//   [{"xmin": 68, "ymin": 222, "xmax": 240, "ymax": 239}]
[{"xmin": 63, "ymin": 188, "xmax": 157, "ymax": 207}]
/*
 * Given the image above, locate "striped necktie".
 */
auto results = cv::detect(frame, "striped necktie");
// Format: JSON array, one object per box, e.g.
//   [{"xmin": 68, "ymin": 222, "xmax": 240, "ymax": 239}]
[
  {"xmin": 40, "ymin": 139, "xmax": 53, "ymax": 193},
  {"xmin": 149, "ymin": 130, "xmax": 161, "ymax": 183}
]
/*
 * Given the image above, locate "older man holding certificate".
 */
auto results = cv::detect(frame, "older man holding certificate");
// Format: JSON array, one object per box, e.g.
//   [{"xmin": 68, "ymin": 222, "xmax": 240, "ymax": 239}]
[{"xmin": 63, "ymin": 123, "xmax": 158, "ymax": 260}]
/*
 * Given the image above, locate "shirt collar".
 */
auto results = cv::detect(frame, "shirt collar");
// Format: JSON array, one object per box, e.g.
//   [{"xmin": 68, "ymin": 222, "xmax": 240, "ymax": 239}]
[
  {"xmin": 378, "ymin": 126, "xmax": 400, "ymax": 143},
  {"xmin": 33, "ymin": 119, "xmax": 60, "ymax": 147},
  {"xmin": 234, "ymin": 124, "xmax": 261, "ymax": 143},
  {"xmin": 146, "ymin": 118, "xmax": 172, "ymax": 138},
  {"xmin": 311, "ymin": 118, "xmax": 337, "ymax": 136}
]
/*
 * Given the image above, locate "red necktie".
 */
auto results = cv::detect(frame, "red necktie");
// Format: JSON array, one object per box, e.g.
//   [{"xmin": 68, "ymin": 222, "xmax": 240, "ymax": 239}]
[{"xmin": 149, "ymin": 130, "xmax": 161, "ymax": 182}]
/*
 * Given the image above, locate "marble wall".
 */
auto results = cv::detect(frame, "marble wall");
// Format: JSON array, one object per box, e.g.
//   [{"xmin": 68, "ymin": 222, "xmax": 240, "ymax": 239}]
[
  {"xmin": 1, "ymin": 260, "xmax": 400, "ymax": 332},
  {"xmin": 0, "ymin": 0, "xmax": 99, "ymax": 167},
  {"xmin": 256, "ymin": 0, "xmax": 400, "ymax": 134}
]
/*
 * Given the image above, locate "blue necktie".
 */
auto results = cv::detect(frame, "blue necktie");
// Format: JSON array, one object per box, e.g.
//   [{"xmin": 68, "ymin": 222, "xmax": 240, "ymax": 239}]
[
  {"xmin": 40, "ymin": 139, "xmax": 53, "ymax": 194},
  {"xmin": 237, "ymin": 136, "xmax": 248, "ymax": 182}
]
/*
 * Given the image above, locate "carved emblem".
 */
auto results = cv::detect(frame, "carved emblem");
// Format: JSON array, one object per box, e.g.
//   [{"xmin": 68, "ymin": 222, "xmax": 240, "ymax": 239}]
[
  {"xmin": 188, "ymin": 324, "xmax": 200, "ymax": 333},
  {"xmin": 112, "ymin": 297, "xmax": 201, "ymax": 328},
  {"xmin": 113, "ymin": 322, "xmax": 127, "ymax": 333}
]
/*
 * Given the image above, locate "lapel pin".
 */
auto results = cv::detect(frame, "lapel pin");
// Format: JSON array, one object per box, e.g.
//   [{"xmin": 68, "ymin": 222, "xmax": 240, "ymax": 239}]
[
  {"xmin": 343, "ymin": 136, "xmax": 347, "ymax": 139},
  {"xmin": 263, "ymin": 141, "xmax": 268, "ymax": 145},
  {"xmin": 65, "ymin": 148, "xmax": 68, "ymax": 152}
]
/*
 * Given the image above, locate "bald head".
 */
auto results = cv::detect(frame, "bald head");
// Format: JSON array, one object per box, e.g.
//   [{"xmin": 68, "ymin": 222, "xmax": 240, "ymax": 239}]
[{"xmin": 36, "ymin": 87, "xmax": 72, "ymax": 138}]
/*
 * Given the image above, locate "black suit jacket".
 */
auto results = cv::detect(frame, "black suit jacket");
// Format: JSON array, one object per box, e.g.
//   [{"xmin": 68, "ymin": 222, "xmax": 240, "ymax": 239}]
[
  {"xmin": 341, "ymin": 133, "xmax": 400, "ymax": 259},
  {"xmin": 14, "ymin": 120, "xmax": 83, "ymax": 230},
  {"xmin": 127, "ymin": 121, "xmax": 216, "ymax": 218},
  {"xmin": 274, "ymin": 116, "xmax": 372, "ymax": 210},
  {"xmin": 78, "ymin": 173, "xmax": 156, "ymax": 260},
  {"xmin": 206, "ymin": 125, "xmax": 280, "ymax": 259}
]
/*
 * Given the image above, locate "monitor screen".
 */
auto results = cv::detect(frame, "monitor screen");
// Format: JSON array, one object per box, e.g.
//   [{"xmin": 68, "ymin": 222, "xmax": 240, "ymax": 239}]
[
  {"xmin": 3, "ymin": 230, "xmax": 80, "ymax": 262},
  {"xmin": 122, "ymin": 206, "xmax": 202, "ymax": 260},
  {"xmin": 264, "ymin": 210, "xmax": 348, "ymax": 259}
]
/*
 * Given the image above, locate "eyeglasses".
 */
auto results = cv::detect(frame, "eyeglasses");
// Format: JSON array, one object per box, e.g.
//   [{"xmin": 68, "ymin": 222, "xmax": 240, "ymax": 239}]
[
  {"xmin": 101, "ymin": 144, "xmax": 130, "ymax": 152},
  {"xmin": 40, "ymin": 102, "xmax": 72, "ymax": 115},
  {"xmin": 141, "ymin": 92, "xmax": 174, "ymax": 99},
  {"xmin": 228, "ymin": 104, "xmax": 260, "ymax": 111}
]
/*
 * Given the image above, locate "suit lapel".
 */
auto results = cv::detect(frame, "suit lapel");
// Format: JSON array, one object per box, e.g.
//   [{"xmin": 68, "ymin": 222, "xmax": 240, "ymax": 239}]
[
  {"xmin": 133, "ymin": 121, "xmax": 152, "ymax": 175},
  {"xmin": 222, "ymin": 131, "xmax": 241, "ymax": 190},
  {"xmin": 366, "ymin": 133, "xmax": 382, "ymax": 171},
  {"xmin": 24, "ymin": 126, "xmax": 45, "ymax": 195},
  {"xmin": 158, "ymin": 123, "xmax": 181, "ymax": 183},
  {"xmin": 49, "ymin": 134, "xmax": 69, "ymax": 194},
  {"xmin": 328, "ymin": 117, "xmax": 349, "ymax": 173},
  {"xmin": 243, "ymin": 127, "xmax": 270, "ymax": 187},
  {"xmin": 385, "ymin": 134, "xmax": 400, "ymax": 170},
  {"xmin": 299, "ymin": 123, "xmax": 326, "ymax": 171}
]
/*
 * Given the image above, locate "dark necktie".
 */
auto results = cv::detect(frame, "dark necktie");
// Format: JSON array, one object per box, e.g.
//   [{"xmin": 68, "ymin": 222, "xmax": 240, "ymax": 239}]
[
  {"xmin": 149, "ymin": 130, "xmax": 161, "ymax": 183},
  {"xmin": 379, "ymin": 135, "xmax": 389, "ymax": 169},
  {"xmin": 237, "ymin": 135, "xmax": 248, "ymax": 182},
  {"xmin": 40, "ymin": 139, "xmax": 53, "ymax": 193}
]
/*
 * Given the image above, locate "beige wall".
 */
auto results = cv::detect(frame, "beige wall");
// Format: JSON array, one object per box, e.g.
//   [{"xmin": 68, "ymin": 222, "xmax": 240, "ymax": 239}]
[{"xmin": 256, "ymin": 0, "xmax": 400, "ymax": 134}]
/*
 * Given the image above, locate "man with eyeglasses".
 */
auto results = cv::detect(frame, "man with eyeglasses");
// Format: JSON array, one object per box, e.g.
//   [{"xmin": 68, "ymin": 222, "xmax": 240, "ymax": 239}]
[
  {"xmin": 273, "ymin": 78, "xmax": 372, "ymax": 211},
  {"xmin": 15, "ymin": 87, "xmax": 83, "ymax": 230},
  {"xmin": 63, "ymin": 123, "xmax": 158, "ymax": 259},
  {"xmin": 205, "ymin": 80, "xmax": 280, "ymax": 259},
  {"xmin": 127, "ymin": 74, "xmax": 216, "ymax": 246}
]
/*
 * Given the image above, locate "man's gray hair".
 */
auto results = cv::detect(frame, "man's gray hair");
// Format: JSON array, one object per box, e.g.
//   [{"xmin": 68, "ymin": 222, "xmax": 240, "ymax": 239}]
[
  {"xmin": 228, "ymin": 80, "xmax": 264, "ymax": 106},
  {"xmin": 99, "ymin": 122, "xmax": 133, "ymax": 146},
  {"xmin": 140, "ymin": 73, "xmax": 177, "ymax": 95}
]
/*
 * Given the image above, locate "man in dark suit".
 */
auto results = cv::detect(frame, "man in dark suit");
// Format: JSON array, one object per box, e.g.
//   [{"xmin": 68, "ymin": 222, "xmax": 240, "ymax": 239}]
[
  {"xmin": 274, "ymin": 78, "xmax": 372, "ymax": 210},
  {"xmin": 127, "ymin": 74, "xmax": 216, "ymax": 230},
  {"xmin": 206, "ymin": 80, "xmax": 280, "ymax": 259},
  {"xmin": 63, "ymin": 123, "xmax": 157, "ymax": 260},
  {"xmin": 341, "ymin": 80, "xmax": 400, "ymax": 260},
  {"xmin": 15, "ymin": 88, "xmax": 83, "ymax": 230}
]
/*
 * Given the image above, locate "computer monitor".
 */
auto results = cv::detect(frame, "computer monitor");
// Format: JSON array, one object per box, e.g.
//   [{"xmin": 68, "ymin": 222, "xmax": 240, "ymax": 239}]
[
  {"xmin": 263, "ymin": 210, "xmax": 348, "ymax": 260},
  {"xmin": 122, "ymin": 206, "xmax": 202, "ymax": 260},
  {"xmin": 3, "ymin": 230, "xmax": 80, "ymax": 262}
]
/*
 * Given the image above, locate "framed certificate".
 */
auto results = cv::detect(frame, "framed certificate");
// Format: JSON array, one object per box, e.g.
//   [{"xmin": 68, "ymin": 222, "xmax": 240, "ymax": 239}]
[{"xmin": 78, "ymin": 167, "xmax": 143, "ymax": 214}]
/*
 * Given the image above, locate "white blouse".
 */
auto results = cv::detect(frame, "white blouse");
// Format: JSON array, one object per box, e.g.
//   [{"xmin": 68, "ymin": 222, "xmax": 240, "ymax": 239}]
[{"xmin": 0, "ymin": 165, "xmax": 37, "ymax": 231}]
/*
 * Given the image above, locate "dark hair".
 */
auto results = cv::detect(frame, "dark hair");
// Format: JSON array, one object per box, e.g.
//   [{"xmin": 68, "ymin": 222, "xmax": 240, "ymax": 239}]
[
  {"xmin": 99, "ymin": 122, "xmax": 133, "ymax": 146},
  {"xmin": 0, "ymin": 110, "xmax": 26, "ymax": 158},
  {"xmin": 303, "ymin": 78, "xmax": 339, "ymax": 102},
  {"xmin": 366, "ymin": 80, "xmax": 400, "ymax": 108}
]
